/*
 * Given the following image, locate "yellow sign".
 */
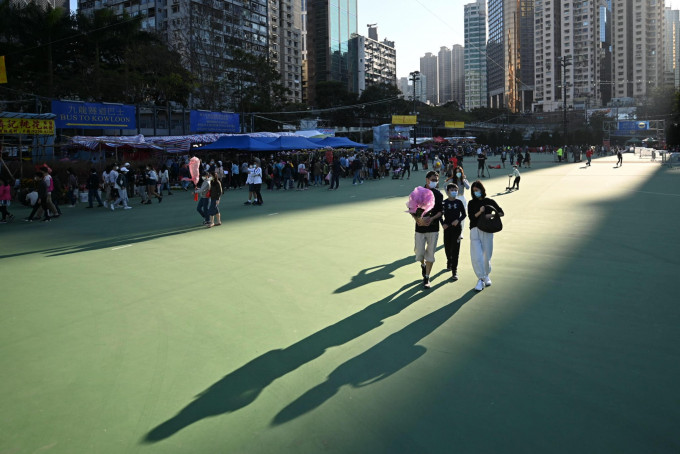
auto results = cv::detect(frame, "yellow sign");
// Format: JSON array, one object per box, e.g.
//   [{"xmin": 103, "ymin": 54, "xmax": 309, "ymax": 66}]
[
  {"xmin": 0, "ymin": 118, "xmax": 55, "ymax": 135},
  {"xmin": 445, "ymin": 121, "xmax": 465, "ymax": 128},
  {"xmin": 392, "ymin": 115, "xmax": 417, "ymax": 125},
  {"xmin": 0, "ymin": 56, "xmax": 7, "ymax": 84}
]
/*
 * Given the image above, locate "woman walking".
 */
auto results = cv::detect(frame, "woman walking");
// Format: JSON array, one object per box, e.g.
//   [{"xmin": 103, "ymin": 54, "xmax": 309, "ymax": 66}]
[
  {"xmin": 159, "ymin": 165, "xmax": 173, "ymax": 196},
  {"xmin": 468, "ymin": 180, "xmax": 504, "ymax": 292},
  {"xmin": 207, "ymin": 171, "xmax": 223, "ymax": 227},
  {"xmin": 146, "ymin": 165, "xmax": 163, "ymax": 203},
  {"xmin": 447, "ymin": 166, "xmax": 470, "ymax": 237}
]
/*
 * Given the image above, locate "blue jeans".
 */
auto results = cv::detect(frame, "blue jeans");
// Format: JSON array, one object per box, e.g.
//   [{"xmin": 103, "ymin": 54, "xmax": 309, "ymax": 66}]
[
  {"xmin": 197, "ymin": 197, "xmax": 210, "ymax": 222},
  {"xmin": 352, "ymin": 170, "xmax": 362, "ymax": 184}
]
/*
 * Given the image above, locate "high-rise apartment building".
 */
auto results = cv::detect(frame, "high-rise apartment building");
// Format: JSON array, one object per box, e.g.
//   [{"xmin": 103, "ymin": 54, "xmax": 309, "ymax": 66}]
[
  {"xmin": 464, "ymin": 0, "xmax": 487, "ymax": 109},
  {"xmin": 77, "ymin": 0, "xmax": 269, "ymax": 110},
  {"xmin": 486, "ymin": 0, "xmax": 534, "ymax": 112},
  {"xmin": 10, "ymin": 0, "xmax": 67, "ymax": 8},
  {"xmin": 398, "ymin": 77, "xmax": 410, "ymax": 98},
  {"xmin": 304, "ymin": 0, "xmax": 358, "ymax": 106},
  {"xmin": 420, "ymin": 52, "xmax": 438, "ymax": 105},
  {"xmin": 438, "ymin": 46, "xmax": 453, "ymax": 104},
  {"xmin": 611, "ymin": 0, "xmax": 664, "ymax": 99},
  {"xmin": 452, "ymin": 44, "xmax": 465, "ymax": 106},
  {"xmin": 350, "ymin": 26, "xmax": 397, "ymax": 94},
  {"xmin": 664, "ymin": 7, "xmax": 680, "ymax": 89},
  {"xmin": 533, "ymin": 0, "xmax": 608, "ymax": 112},
  {"xmin": 269, "ymin": 0, "xmax": 303, "ymax": 103}
]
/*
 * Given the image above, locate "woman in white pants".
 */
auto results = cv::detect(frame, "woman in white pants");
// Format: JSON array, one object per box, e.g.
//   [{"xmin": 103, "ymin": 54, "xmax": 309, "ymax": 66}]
[{"xmin": 467, "ymin": 181, "xmax": 504, "ymax": 291}]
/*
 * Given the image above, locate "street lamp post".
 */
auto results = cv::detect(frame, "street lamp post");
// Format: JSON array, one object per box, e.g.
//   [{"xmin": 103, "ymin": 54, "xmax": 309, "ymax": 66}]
[
  {"xmin": 409, "ymin": 70, "xmax": 420, "ymax": 147},
  {"xmin": 558, "ymin": 55, "xmax": 572, "ymax": 142}
]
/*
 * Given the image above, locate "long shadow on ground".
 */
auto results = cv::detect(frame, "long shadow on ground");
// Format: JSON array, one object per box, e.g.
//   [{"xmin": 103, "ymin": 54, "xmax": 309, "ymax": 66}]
[
  {"xmin": 271, "ymin": 290, "xmax": 477, "ymax": 425},
  {"xmin": 142, "ymin": 270, "xmax": 449, "ymax": 443}
]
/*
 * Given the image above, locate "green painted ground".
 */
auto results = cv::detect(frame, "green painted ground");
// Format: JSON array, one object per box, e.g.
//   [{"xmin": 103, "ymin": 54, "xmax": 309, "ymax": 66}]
[{"xmin": 1, "ymin": 154, "xmax": 679, "ymax": 454}]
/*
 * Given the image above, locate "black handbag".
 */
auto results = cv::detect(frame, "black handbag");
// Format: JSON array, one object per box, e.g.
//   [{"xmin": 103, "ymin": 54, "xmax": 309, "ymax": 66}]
[{"xmin": 477, "ymin": 205, "xmax": 503, "ymax": 233}]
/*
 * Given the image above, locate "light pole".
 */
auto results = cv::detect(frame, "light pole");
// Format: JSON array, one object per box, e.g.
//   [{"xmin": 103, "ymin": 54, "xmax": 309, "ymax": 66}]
[
  {"xmin": 409, "ymin": 70, "xmax": 420, "ymax": 147},
  {"xmin": 558, "ymin": 55, "xmax": 572, "ymax": 142}
]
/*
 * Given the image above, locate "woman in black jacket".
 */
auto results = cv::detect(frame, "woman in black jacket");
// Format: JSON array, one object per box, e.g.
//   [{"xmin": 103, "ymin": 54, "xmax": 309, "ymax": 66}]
[{"xmin": 467, "ymin": 180, "xmax": 504, "ymax": 292}]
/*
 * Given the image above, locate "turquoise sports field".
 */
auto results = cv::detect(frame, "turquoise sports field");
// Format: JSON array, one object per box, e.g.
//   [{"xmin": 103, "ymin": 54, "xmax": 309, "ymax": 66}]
[{"xmin": 2, "ymin": 153, "xmax": 679, "ymax": 453}]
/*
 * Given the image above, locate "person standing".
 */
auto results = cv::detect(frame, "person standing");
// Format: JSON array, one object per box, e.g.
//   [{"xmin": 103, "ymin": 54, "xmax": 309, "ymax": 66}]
[
  {"xmin": 442, "ymin": 183, "xmax": 466, "ymax": 281},
  {"xmin": 0, "ymin": 177, "xmax": 14, "ymax": 223},
  {"xmin": 195, "ymin": 172, "xmax": 211, "ymax": 224},
  {"xmin": 516, "ymin": 151, "xmax": 524, "ymax": 168},
  {"xmin": 207, "ymin": 171, "xmax": 223, "ymax": 227},
  {"xmin": 249, "ymin": 160, "xmax": 264, "ymax": 205},
  {"xmin": 501, "ymin": 149, "xmax": 507, "ymax": 168},
  {"xmin": 85, "ymin": 168, "xmax": 104, "ymax": 208},
  {"xmin": 41, "ymin": 166, "xmax": 60, "ymax": 217},
  {"xmin": 510, "ymin": 165, "xmax": 521, "ymax": 190},
  {"xmin": 329, "ymin": 157, "xmax": 341, "ymax": 190},
  {"xmin": 412, "ymin": 171, "xmax": 444, "ymax": 289},
  {"xmin": 477, "ymin": 151, "xmax": 487, "ymax": 178},
  {"xmin": 616, "ymin": 149, "xmax": 623, "ymax": 167},
  {"xmin": 524, "ymin": 150, "xmax": 531, "ymax": 168},
  {"xmin": 66, "ymin": 168, "xmax": 78, "ymax": 207},
  {"xmin": 468, "ymin": 180, "xmax": 504, "ymax": 291}
]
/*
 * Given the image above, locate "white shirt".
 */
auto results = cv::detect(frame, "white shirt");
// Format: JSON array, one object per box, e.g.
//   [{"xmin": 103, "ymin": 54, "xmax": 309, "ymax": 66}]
[{"xmin": 248, "ymin": 166, "xmax": 262, "ymax": 184}]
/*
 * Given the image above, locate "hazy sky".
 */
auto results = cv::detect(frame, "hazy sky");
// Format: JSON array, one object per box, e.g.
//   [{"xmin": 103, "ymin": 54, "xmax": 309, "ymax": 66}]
[{"xmin": 69, "ymin": 0, "xmax": 678, "ymax": 81}]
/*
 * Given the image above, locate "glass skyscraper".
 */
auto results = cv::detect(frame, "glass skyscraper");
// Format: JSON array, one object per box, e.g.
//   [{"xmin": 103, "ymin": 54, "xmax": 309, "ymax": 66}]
[{"xmin": 305, "ymin": 0, "xmax": 358, "ymax": 106}]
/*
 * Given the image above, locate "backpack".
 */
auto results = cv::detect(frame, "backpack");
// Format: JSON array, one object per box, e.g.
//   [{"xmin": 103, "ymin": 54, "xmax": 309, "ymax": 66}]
[{"xmin": 116, "ymin": 173, "xmax": 126, "ymax": 188}]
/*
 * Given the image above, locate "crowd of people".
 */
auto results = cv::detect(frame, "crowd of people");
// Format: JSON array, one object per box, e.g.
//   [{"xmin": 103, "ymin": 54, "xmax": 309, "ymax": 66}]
[{"xmin": 0, "ymin": 142, "xmax": 637, "ymax": 227}]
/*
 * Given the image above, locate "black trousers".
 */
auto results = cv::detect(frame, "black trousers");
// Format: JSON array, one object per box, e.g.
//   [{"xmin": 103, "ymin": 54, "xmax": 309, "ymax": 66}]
[
  {"xmin": 253, "ymin": 183, "xmax": 263, "ymax": 204},
  {"xmin": 443, "ymin": 225, "xmax": 462, "ymax": 273},
  {"xmin": 512, "ymin": 176, "xmax": 520, "ymax": 189},
  {"xmin": 401, "ymin": 166, "xmax": 410, "ymax": 179}
]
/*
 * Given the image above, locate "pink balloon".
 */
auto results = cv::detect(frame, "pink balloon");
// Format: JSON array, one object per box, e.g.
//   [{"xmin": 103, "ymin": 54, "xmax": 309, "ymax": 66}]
[{"xmin": 189, "ymin": 157, "xmax": 201, "ymax": 185}]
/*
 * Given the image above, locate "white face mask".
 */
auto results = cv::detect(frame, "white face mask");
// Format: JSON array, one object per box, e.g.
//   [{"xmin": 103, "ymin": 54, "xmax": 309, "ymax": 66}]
[{"xmin": 428, "ymin": 181, "xmax": 437, "ymax": 189}]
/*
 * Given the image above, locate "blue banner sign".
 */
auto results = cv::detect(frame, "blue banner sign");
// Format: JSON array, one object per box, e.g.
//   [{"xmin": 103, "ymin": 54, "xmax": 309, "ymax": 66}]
[
  {"xmin": 52, "ymin": 101, "xmax": 136, "ymax": 129},
  {"xmin": 618, "ymin": 121, "xmax": 649, "ymax": 131},
  {"xmin": 190, "ymin": 110, "xmax": 240, "ymax": 133}
]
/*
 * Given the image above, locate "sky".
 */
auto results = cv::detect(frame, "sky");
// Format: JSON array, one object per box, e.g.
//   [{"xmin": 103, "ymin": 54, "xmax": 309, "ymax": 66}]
[{"xmin": 358, "ymin": 0, "xmax": 468, "ymax": 80}]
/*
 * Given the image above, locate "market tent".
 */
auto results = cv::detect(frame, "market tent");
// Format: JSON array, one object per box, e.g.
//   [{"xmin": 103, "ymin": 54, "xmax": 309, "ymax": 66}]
[
  {"xmin": 194, "ymin": 135, "xmax": 279, "ymax": 151},
  {"xmin": 314, "ymin": 136, "xmax": 369, "ymax": 148},
  {"xmin": 259, "ymin": 136, "xmax": 325, "ymax": 150}
]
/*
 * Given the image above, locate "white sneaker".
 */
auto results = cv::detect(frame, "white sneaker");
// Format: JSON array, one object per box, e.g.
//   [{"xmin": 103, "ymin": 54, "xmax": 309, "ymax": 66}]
[
  {"xmin": 110, "ymin": 204, "xmax": 115, "ymax": 211},
  {"xmin": 483, "ymin": 276, "xmax": 492, "ymax": 287},
  {"xmin": 103, "ymin": 201, "xmax": 109, "ymax": 208},
  {"xmin": 474, "ymin": 279, "xmax": 484, "ymax": 291},
  {"xmin": 124, "ymin": 206, "xmax": 132, "ymax": 210}
]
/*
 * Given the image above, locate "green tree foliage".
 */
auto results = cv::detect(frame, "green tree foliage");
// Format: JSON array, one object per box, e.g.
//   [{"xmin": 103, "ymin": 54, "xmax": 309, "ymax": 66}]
[{"xmin": 0, "ymin": 1, "xmax": 193, "ymax": 106}]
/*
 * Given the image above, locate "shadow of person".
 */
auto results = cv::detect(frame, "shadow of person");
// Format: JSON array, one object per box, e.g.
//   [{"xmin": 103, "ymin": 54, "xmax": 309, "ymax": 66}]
[
  {"xmin": 271, "ymin": 290, "xmax": 477, "ymax": 426},
  {"xmin": 143, "ymin": 271, "xmax": 449, "ymax": 443},
  {"xmin": 334, "ymin": 248, "xmax": 444, "ymax": 294}
]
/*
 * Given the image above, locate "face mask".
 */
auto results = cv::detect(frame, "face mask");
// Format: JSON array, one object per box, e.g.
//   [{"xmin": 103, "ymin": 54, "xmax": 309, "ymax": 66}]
[
  {"xmin": 449, "ymin": 191, "xmax": 457, "ymax": 197},
  {"xmin": 473, "ymin": 190, "xmax": 482, "ymax": 198},
  {"xmin": 456, "ymin": 173, "xmax": 461, "ymax": 178},
  {"xmin": 428, "ymin": 181, "xmax": 437, "ymax": 189}
]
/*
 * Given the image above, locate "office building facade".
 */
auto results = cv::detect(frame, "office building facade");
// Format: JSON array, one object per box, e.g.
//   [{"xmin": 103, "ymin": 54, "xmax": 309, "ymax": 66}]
[
  {"xmin": 464, "ymin": 0, "xmax": 487, "ymax": 109},
  {"xmin": 665, "ymin": 7, "xmax": 680, "ymax": 89},
  {"xmin": 486, "ymin": 0, "xmax": 534, "ymax": 112},
  {"xmin": 304, "ymin": 0, "xmax": 358, "ymax": 106}
]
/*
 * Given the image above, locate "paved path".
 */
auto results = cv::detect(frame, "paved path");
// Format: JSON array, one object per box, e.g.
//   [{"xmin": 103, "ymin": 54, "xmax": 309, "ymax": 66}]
[{"xmin": 1, "ymin": 154, "xmax": 678, "ymax": 453}]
